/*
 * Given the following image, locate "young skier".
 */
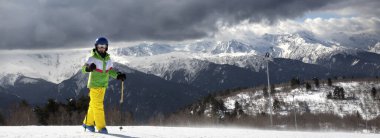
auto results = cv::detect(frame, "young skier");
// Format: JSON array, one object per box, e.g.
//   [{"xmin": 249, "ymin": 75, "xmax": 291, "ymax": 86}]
[{"xmin": 82, "ymin": 37, "xmax": 126, "ymax": 134}]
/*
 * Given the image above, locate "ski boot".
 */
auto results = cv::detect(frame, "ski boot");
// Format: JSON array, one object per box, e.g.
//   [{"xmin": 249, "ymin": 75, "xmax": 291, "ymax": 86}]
[
  {"xmin": 82, "ymin": 124, "xmax": 95, "ymax": 132},
  {"xmin": 99, "ymin": 128, "xmax": 108, "ymax": 134}
]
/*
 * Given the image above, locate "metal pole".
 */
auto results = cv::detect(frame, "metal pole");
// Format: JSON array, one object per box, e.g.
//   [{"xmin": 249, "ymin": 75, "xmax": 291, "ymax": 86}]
[
  {"xmin": 84, "ymin": 89, "xmax": 90, "ymax": 132},
  {"xmin": 366, "ymin": 108, "xmax": 368, "ymax": 131},
  {"xmin": 84, "ymin": 114, "xmax": 88, "ymax": 132},
  {"xmin": 266, "ymin": 52, "xmax": 273, "ymax": 128},
  {"xmin": 293, "ymin": 95, "xmax": 297, "ymax": 130},
  {"xmin": 120, "ymin": 81, "xmax": 124, "ymax": 104},
  {"xmin": 119, "ymin": 81, "xmax": 124, "ymax": 131}
]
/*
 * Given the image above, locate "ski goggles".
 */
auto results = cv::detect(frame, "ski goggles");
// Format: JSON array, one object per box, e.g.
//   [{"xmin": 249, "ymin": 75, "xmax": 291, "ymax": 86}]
[{"xmin": 97, "ymin": 44, "xmax": 107, "ymax": 48}]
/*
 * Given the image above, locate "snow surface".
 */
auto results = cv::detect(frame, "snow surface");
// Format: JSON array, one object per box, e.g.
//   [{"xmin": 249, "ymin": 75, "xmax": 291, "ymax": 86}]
[
  {"xmin": 223, "ymin": 81, "xmax": 380, "ymax": 120},
  {"xmin": 0, "ymin": 126, "xmax": 379, "ymax": 138}
]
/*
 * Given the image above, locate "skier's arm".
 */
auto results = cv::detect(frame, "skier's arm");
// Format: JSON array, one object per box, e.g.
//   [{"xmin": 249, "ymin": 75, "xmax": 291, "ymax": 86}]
[
  {"xmin": 109, "ymin": 68, "xmax": 126, "ymax": 81},
  {"xmin": 109, "ymin": 69, "xmax": 118, "ymax": 79},
  {"xmin": 82, "ymin": 64, "xmax": 89, "ymax": 73},
  {"xmin": 82, "ymin": 64, "xmax": 96, "ymax": 73},
  {"xmin": 108, "ymin": 59, "xmax": 118, "ymax": 79},
  {"xmin": 82, "ymin": 57, "xmax": 96, "ymax": 73},
  {"xmin": 108, "ymin": 59, "xmax": 125, "ymax": 80}
]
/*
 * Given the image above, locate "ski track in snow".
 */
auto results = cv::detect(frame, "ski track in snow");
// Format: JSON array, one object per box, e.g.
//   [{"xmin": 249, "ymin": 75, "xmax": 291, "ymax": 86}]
[{"xmin": 0, "ymin": 126, "xmax": 379, "ymax": 138}]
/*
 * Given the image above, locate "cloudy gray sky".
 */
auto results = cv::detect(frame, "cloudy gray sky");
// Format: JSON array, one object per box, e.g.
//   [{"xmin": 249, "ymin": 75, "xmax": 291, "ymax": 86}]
[{"xmin": 0, "ymin": 0, "xmax": 378, "ymax": 50}]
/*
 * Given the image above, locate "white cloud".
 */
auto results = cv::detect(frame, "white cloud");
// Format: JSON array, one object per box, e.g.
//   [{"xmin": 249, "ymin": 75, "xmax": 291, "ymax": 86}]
[
  {"xmin": 214, "ymin": 16, "xmax": 380, "ymax": 48},
  {"xmin": 321, "ymin": 0, "xmax": 380, "ymax": 18},
  {"xmin": 303, "ymin": 17, "xmax": 380, "ymax": 36}
]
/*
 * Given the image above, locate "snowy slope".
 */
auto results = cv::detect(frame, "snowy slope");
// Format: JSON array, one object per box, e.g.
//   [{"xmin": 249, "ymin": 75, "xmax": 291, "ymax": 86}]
[
  {"xmin": 0, "ymin": 126, "xmax": 379, "ymax": 138},
  {"xmin": 369, "ymin": 42, "xmax": 380, "ymax": 54},
  {"xmin": 0, "ymin": 49, "xmax": 89, "ymax": 85},
  {"xmin": 267, "ymin": 33, "xmax": 351, "ymax": 64},
  {"xmin": 222, "ymin": 81, "xmax": 380, "ymax": 120}
]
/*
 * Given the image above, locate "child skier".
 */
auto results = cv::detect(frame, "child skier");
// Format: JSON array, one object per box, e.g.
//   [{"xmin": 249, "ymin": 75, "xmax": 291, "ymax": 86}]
[{"xmin": 82, "ymin": 37, "xmax": 126, "ymax": 134}]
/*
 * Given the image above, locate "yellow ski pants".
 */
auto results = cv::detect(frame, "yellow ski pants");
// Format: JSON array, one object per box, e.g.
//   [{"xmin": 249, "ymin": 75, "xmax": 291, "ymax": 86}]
[{"xmin": 83, "ymin": 87, "xmax": 106, "ymax": 130}]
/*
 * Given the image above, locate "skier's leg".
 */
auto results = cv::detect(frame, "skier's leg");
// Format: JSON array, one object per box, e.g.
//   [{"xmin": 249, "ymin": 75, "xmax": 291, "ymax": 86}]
[
  {"xmin": 83, "ymin": 88, "xmax": 95, "ymax": 126},
  {"xmin": 83, "ymin": 108, "xmax": 95, "ymax": 125},
  {"xmin": 91, "ymin": 87, "xmax": 106, "ymax": 131}
]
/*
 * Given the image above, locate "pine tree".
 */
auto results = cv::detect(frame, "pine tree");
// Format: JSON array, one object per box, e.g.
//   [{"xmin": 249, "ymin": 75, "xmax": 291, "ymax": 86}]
[
  {"xmin": 45, "ymin": 99, "xmax": 59, "ymax": 114},
  {"xmin": 356, "ymin": 111, "xmax": 361, "ymax": 119},
  {"xmin": 33, "ymin": 106, "xmax": 48, "ymax": 125},
  {"xmin": 333, "ymin": 87, "xmax": 340, "ymax": 99},
  {"xmin": 273, "ymin": 99, "xmax": 281, "ymax": 111},
  {"xmin": 270, "ymin": 84, "xmax": 276, "ymax": 94},
  {"xmin": 305, "ymin": 82, "xmax": 311, "ymax": 91},
  {"xmin": 65, "ymin": 98, "xmax": 77, "ymax": 116},
  {"xmin": 327, "ymin": 92, "xmax": 333, "ymax": 99},
  {"xmin": 210, "ymin": 97, "xmax": 226, "ymax": 119},
  {"xmin": 313, "ymin": 77, "xmax": 320, "ymax": 88},
  {"xmin": 339, "ymin": 87, "xmax": 345, "ymax": 99},
  {"xmin": 327, "ymin": 78, "xmax": 333, "ymax": 87},
  {"xmin": 0, "ymin": 112, "xmax": 5, "ymax": 125},
  {"xmin": 291, "ymin": 77, "xmax": 301, "ymax": 89},
  {"xmin": 263, "ymin": 87, "xmax": 268, "ymax": 98},
  {"xmin": 372, "ymin": 87, "xmax": 377, "ymax": 99},
  {"xmin": 233, "ymin": 101, "xmax": 244, "ymax": 118}
]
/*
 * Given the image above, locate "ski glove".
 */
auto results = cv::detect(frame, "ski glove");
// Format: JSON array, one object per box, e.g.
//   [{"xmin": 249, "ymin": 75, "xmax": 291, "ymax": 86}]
[
  {"xmin": 117, "ymin": 72, "xmax": 126, "ymax": 81},
  {"xmin": 85, "ymin": 63, "xmax": 97, "ymax": 72}
]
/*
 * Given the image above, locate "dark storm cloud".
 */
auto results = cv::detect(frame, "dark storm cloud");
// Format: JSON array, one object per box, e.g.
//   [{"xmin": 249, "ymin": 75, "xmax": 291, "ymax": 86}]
[
  {"xmin": 322, "ymin": 0, "xmax": 380, "ymax": 17},
  {"xmin": 0, "ymin": 0, "xmax": 338, "ymax": 49}
]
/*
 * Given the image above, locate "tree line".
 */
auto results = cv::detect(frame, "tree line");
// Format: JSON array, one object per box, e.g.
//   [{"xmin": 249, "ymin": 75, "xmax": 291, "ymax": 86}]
[
  {"xmin": 154, "ymin": 77, "xmax": 380, "ymax": 132},
  {"xmin": 0, "ymin": 95, "xmax": 134, "ymax": 126}
]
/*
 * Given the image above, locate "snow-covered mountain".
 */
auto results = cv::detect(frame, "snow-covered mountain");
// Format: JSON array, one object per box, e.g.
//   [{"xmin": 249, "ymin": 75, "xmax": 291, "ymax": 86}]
[
  {"xmin": 113, "ymin": 43, "xmax": 174, "ymax": 57},
  {"xmin": 369, "ymin": 42, "xmax": 380, "ymax": 54},
  {"xmin": 2, "ymin": 31, "xmax": 379, "ymax": 86},
  {"xmin": 265, "ymin": 32, "xmax": 351, "ymax": 64},
  {"xmin": 108, "ymin": 32, "xmax": 379, "ymax": 86},
  {"xmin": 0, "ymin": 49, "xmax": 88, "ymax": 86}
]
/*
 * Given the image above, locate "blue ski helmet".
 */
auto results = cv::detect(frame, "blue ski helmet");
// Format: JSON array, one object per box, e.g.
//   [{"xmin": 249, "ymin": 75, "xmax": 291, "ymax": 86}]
[{"xmin": 95, "ymin": 37, "xmax": 109, "ymax": 51}]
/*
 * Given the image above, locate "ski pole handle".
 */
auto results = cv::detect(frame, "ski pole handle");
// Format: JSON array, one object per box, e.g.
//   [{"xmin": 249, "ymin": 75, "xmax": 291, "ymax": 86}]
[{"xmin": 120, "ymin": 81, "xmax": 124, "ymax": 104}]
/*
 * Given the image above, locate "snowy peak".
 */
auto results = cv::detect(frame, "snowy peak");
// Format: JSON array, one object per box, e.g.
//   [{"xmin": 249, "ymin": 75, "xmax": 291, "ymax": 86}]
[
  {"xmin": 112, "ymin": 43, "xmax": 174, "ymax": 57},
  {"xmin": 263, "ymin": 32, "xmax": 350, "ymax": 63},
  {"xmin": 0, "ymin": 73, "xmax": 20, "ymax": 87},
  {"xmin": 148, "ymin": 58, "xmax": 211, "ymax": 82},
  {"xmin": 211, "ymin": 40, "xmax": 254, "ymax": 54},
  {"xmin": 369, "ymin": 42, "xmax": 380, "ymax": 54},
  {"xmin": 112, "ymin": 40, "xmax": 257, "ymax": 56}
]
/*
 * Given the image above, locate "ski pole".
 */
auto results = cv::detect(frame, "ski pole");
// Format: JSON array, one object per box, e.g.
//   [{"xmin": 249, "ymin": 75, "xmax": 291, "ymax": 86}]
[
  {"xmin": 84, "ymin": 113, "xmax": 87, "ymax": 132},
  {"xmin": 120, "ymin": 81, "xmax": 124, "ymax": 104},
  {"xmin": 119, "ymin": 81, "xmax": 124, "ymax": 131},
  {"xmin": 84, "ymin": 89, "xmax": 90, "ymax": 132}
]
